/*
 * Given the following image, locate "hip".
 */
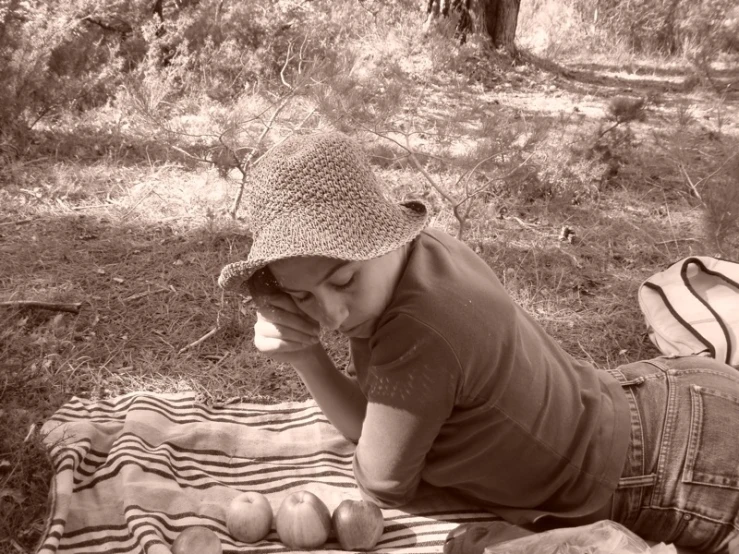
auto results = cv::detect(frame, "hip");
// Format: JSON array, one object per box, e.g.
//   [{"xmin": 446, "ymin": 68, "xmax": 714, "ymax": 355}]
[{"xmin": 606, "ymin": 356, "xmax": 739, "ymax": 553}]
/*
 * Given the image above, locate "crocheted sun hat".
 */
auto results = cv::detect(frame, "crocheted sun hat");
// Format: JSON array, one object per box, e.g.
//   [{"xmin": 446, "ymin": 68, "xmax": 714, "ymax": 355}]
[{"xmin": 218, "ymin": 132, "xmax": 430, "ymax": 293}]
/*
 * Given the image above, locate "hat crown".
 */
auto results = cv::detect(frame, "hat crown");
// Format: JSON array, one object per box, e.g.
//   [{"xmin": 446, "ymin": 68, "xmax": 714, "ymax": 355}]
[
  {"xmin": 248, "ymin": 133, "xmax": 383, "ymax": 230},
  {"xmin": 218, "ymin": 132, "xmax": 430, "ymax": 292}
]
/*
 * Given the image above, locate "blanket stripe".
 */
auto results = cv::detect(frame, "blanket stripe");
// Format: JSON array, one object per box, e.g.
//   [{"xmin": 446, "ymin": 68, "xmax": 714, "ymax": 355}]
[{"xmin": 39, "ymin": 392, "xmax": 501, "ymax": 554}]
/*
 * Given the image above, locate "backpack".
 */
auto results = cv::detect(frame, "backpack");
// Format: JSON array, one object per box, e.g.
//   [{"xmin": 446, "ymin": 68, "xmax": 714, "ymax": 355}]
[{"xmin": 638, "ymin": 256, "xmax": 739, "ymax": 367}]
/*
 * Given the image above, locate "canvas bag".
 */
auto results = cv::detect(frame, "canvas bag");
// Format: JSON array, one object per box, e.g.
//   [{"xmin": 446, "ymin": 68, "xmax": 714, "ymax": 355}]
[{"xmin": 638, "ymin": 256, "xmax": 739, "ymax": 367}]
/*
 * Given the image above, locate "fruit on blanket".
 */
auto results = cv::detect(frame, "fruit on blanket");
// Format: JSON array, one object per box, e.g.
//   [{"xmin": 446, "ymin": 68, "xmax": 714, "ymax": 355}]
[
  {"xmin": 332, "ymin": 499, "xmax": 384, "ymax": 551},
  {"xmin": 171, "ymin": 526, "xmax": 222, "ymax": 554},
  {"xmin": 226, "ymin": 491, "xmax": 273, "ymax": 543},
  {"xmin": 275, "ymin": 491, "xmax": 331, "ymax": 549}
]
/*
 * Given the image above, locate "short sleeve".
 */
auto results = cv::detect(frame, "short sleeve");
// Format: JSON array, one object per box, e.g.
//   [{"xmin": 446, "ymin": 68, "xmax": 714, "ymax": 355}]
[{"xmin": 352, "ymin": 313, "xmax": 461, "ymax": 507}]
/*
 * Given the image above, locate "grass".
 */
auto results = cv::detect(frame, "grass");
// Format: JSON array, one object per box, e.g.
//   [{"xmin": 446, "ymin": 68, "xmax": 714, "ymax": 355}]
[{"xmin": 1, "ymin": 16, "xmax": 738, "ymax": 554}]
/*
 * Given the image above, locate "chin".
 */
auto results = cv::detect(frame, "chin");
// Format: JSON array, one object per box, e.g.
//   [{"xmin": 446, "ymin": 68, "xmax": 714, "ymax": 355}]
[{"xmin": 343, "ymin": 320, "xmax": 374, "ymax": 339}]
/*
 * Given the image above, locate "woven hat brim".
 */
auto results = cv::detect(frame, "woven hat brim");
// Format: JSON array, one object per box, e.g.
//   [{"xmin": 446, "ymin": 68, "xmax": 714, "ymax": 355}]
[{"xmin": 218, "ymin": 200, "xmax": 430, "ymax": 294}]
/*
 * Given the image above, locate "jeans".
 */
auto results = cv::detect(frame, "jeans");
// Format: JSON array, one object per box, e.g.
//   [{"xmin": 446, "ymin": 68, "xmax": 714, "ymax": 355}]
[{"xmin": 605, "ymin": 356, "xmax": 739, "ymax": 553}]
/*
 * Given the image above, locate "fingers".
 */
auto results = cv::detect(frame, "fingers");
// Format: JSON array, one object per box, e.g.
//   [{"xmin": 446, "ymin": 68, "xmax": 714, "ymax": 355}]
[
  {"xmin": 260, "ymin": 292, "xmax": 305, "ymax": 316},
  {"xmin": 254, "ymin": 303, "xmax": 319, "ymax": 355},
  {"xmin": 254, "ymin": 318, "xmax": 319, "ymax": 353},
  {"xmin": 254, "ymin": 329, "xmax": 318, "ymax": 354},
  {"xmin": 257, "ymin": 302, "xmax": 319, "ymax": 335}
]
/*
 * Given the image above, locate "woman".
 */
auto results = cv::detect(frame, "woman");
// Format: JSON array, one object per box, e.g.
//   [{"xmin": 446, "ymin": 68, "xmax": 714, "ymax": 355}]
[{"xmin": 219, "ymin": 132, "xmax": 739, "ymax": 553}]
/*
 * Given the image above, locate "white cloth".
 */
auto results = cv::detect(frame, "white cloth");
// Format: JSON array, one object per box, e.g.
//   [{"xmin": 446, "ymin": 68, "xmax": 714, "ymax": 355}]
[{"xmin": 39, "ymin": 392, "xmax": 500, "ymax": 553}]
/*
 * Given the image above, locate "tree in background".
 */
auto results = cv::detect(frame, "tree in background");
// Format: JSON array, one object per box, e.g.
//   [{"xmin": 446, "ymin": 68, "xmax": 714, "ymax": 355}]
[
  {"xmin": 424, "ymin": 0, "xmax": 520, "ymax": 51},
  {"xmin": 478, "ymin": 0, "xmax": 520, "ymax": 52}
]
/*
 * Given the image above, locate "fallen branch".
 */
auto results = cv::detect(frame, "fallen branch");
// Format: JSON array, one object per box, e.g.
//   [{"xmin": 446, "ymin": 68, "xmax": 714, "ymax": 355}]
[
  {"xmin": 0, "ymin": 301, "xmax": 82, "ymax": 314},
  {"xmin": 179, "ymin": 326, "xmax": 219, "ymax": 354}
]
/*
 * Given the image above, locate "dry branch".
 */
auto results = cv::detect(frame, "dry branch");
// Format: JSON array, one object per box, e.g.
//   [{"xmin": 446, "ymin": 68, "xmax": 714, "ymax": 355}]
[
  {"xmin": 178, "ymin": 326, "xmax": 219, "ymax": 353},
  {"xmin": 0, "ymin": 301, "xmax": 82, "ymax": 314},
  {"xmin": 374, "ymin": 130, "xmax": 535, "ymax": 239},
  {"xmin": 228, "ymin": 105, "xmax": 316, "ymax": 219}
]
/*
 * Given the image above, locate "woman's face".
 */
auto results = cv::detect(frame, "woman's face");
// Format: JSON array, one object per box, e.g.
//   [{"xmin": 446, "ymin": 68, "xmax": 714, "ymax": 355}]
[{"xmin": 269, "ymin": 247, "xmax": 408, "ymax": 339}]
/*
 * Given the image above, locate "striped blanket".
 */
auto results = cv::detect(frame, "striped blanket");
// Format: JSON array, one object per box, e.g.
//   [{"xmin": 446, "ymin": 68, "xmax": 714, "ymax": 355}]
[{"xmin": 38, "ymin": 392, "xmax": 501, "ymax": 554}]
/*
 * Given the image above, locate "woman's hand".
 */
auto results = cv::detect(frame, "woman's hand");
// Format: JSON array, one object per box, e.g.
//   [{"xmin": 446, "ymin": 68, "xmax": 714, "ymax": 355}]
[{"xmin": 253, "ymin": 292, "xmax": 321, "ymax": 365}]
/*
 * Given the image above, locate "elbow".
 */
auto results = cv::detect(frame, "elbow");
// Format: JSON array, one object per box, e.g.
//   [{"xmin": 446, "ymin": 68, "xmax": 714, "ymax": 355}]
[
  {"xmin": 358, "ymin": 486, "xmax": 411, "ymax": 509},
  {"xmin": 353, "ymin": 458, "xmax": 419, "ymax": 508}
]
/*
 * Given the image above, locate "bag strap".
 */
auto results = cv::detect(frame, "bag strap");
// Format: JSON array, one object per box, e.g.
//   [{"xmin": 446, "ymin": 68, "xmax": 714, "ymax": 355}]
[
  {"xmin": 640, "ymin": 279, "xmax": 720, "ymax": 360},
  {"xmin": 681, "ymin": 257, "xmax": 739, "ymax": 365}
]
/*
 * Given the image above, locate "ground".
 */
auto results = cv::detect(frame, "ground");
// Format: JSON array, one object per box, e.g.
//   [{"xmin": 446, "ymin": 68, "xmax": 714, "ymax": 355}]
[{"xmin": 0, "ymin": 42, "xmax": 738, "ymax": 552}]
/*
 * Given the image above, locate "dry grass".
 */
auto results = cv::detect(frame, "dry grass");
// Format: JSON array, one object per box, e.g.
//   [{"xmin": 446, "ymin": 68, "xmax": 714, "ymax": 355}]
[{"xmin": 1, "ymin": 27, "xmax": 738, "ymax": 554}]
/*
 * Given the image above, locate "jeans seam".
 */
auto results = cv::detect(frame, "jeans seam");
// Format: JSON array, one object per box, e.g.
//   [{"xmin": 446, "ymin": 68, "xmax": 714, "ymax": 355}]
[
  {"xmin": 654, "ymin": 372, "xmax": 679, "ymax": 503},
  {"xmin": 632, "ymin": 386, "xmax": 647, "ymax": 520},
  {"xmin": 668, "ymin": 368, "xmax": 739, "ymax": 382},
  {"xmin": 683, "ymin": 386, "xmax": 702, "ymax": 483}
]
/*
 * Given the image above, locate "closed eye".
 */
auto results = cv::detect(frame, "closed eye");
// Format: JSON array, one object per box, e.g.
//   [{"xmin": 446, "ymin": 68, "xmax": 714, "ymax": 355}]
[
  {"xmin": 291, "ymin": 292, "xmax": 311, "ymax": 303},
  {"xmin": 333, "ymin": 275, "xmax": 355, "ymax": 290}
]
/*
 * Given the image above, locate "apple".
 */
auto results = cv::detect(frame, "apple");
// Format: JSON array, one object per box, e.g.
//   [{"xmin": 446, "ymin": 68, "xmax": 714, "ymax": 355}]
[
  {"xmin": 171, "ymin": 526, "xmax": 222, "ymax": 554},
  {"xmin": 332, "ymin": 499, "xmax": 384, "ymax": 551},
  {"xmin": 226, "ymin": 491, "xmax": 273, "ymax": 543},
  {"xmin": 275, "ymin": 491, "xmax": 331, "ymax": 549}
]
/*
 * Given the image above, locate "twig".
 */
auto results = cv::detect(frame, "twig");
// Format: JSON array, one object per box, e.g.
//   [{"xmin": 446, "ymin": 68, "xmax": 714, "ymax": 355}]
[
  {"xmin": 23, "ymin": 423, "xmax": 37, "ymax": 443},
  {"xmin": 597, "ymin": 120, "xmax": 621, "ymax": 139},
  {"xmin": 0, "ymin": 301, "xmax": 82, "ymax": 314},
  {"xmin": 679, "ymin": 165, "xmax": 702, "ymax": 200},
  {"xmin": 56, "ymin": 197, "xmax": 110, "ymax": 211},
  {"xmin": 655, "ymin": 237, "xmax": 699, "ymax": 246},
  {"xmin": 0, "ymin": 218, "xmax": 33, "ymax": 227},
  {"xmin": 10, "ymin": 539, "xmax": 28, "ymax": 554},
  {"xmin": 120, "ymin": 184, "xmax": 155, "ymax": 220},
  {"xmin": 401, "ymin": 147, "xmax": 457, "ymax": 206},
  {"xmin": 280, "ymin": 41, "xmax": 295, "ymax": 90},
  {"xmin": 179, "ymin": 326, "xmax": 220, "ymax": 353},
  {"xmin": 511, "ymin": 216, "xmax": 536, "ymax": 229},
  {"xmin": 121, "ymin": 288, "xmax": 170, "ymax": 303},
  {"xmin": 228, "ymin": 99, "xmax": 300, "ymax": 219},
  {"xmin": 688, "ymin": 151, "xmax": 739, "ymax": 197},
  {"xmin": 456, "ymin": 153, "xmax": 535, "ymax": 204},
  {"xmin": 153, "ymin": 330, "xmax": 176, "ymax": 350},
  {"xmin": 170, "ymin": 144, "xmax": 211, "ymax": 164}
]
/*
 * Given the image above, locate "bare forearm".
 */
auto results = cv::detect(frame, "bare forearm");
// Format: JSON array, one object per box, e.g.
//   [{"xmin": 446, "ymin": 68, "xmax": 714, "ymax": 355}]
[{"xmin": 291, "ymin": 344, "xmax": 367, "ymax": 442}]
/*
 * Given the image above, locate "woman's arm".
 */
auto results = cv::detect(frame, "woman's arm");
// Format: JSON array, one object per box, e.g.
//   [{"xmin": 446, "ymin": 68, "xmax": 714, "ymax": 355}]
[
  {"xmin": 290, "ymin": 344, "xmax": 367, "ymax": 443},
  {"xmin": 248, "ymin": 275, "xmax": 367, "ymax": 442},
  {"xmin": 352, "ymin": 314, "xmax": 460, "ymax": 507}
]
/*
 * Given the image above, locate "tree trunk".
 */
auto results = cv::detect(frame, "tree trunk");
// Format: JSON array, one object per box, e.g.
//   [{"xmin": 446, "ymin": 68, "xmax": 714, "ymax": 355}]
[{"xmin": 480, "ymin": 0, "xmax": 520, "ymax": 52}]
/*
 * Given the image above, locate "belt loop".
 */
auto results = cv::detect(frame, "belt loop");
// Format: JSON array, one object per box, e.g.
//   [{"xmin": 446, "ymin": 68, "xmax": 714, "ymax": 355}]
[
  {"xmin": 617, "ymin": 473, "xmax": 657, "ymax": 489},
  {"xmin": 642, "ymin": 358, "xmax": 672, "ymax": 373}
]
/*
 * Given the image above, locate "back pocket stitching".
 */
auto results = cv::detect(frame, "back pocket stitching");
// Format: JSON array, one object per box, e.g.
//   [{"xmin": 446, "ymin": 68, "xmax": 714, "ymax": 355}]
[{"xmin": 683, "ymin": 385, "xmax": 739, "ymax": 489}]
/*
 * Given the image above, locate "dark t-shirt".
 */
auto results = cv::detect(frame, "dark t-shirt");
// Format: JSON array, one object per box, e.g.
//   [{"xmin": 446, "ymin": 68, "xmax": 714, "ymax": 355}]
[{"xmin": 349, "ymin": 228, "xmax": 630, "ymax": 524}]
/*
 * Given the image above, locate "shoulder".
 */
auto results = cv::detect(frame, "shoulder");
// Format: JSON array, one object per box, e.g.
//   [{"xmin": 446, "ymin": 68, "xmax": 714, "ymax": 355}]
[
  {"xmin": 367, "ymin": 312, "xmax": 462, "ymax": 411},
  {"xmin": 388, "ymin": 228, "xmax": 517, "ymax": 335}
]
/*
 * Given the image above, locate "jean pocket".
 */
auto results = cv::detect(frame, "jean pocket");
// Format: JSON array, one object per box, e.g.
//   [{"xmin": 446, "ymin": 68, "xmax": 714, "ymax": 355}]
[{"xmin": 683, "ymin": 385, "xmax": 739, "ymax": 490}]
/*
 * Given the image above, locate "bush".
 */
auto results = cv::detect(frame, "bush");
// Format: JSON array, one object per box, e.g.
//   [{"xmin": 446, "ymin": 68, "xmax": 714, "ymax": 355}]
[{"xmin": 579, "ymin": 0, "xmax": 738, "ymax": 56}]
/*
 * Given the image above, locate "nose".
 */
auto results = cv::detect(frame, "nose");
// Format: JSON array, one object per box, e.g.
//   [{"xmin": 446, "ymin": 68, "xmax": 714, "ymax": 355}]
[{"xmin": 314, "ymin": 295, "xmax": 348, "ymax": 331}]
